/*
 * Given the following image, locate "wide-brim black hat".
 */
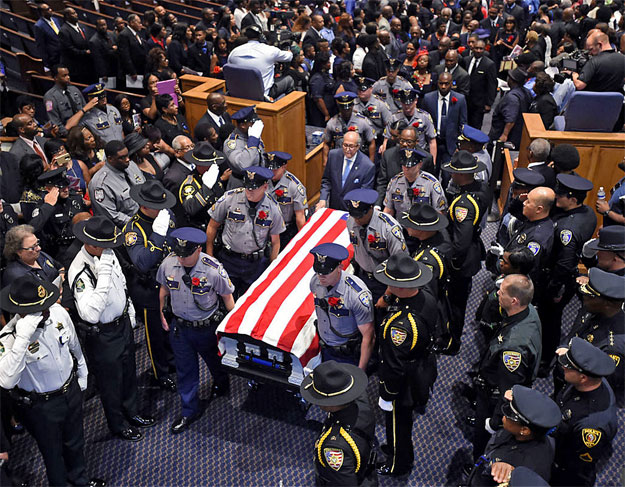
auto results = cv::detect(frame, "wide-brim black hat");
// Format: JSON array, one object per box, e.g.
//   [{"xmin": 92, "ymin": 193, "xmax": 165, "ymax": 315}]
[
  {"xmin": 300, "ymin": 360, "xmax": 368, "ymax": 407},
  {"xmin": 585, "ymin": 226, "xmax": 625, "ymax": 253},
  {"xmin": 374, "ymin": 254, "xmax": 433, "ymax": 288},
  {"xmin": 400, "ymin": 203, "xmax": 448, "ymax": 231},
  {"xmin": 130, "ymin": 180, "xmax": 176, "ymax": 209},
  {"xmin": 73, "ymin": 216, "xmax": 122, "ymax": 248},
  {"xmin": 124, "ymin": 132, "xmax": 149, "ymax": 157},
  {"xmin": 0, "ymin": 274, "xmax": 60, "ymax": 314},
  {"xmin": 441, "ymin": 150, "xmax": 487, "ymax": 174},
  {"xmin": 183, "ymin": 142, "xmax": 225, "ymax": 167}
]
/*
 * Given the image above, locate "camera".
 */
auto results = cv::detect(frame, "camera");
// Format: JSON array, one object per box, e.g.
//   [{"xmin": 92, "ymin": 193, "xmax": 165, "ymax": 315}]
[{"xmin": 553, "ymin": 49, "xmax": 590, "ymax": 83}]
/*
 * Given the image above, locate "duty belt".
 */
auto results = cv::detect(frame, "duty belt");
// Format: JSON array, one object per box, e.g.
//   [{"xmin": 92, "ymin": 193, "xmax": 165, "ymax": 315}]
[
  {"xmin": 223, "ymin": 247, "xmax": 266, "ymax": 261},
  {"xmin": 176, "ymin": 305, "xmax": 218, "ymax": 328},
  {"xmin": 16, "ymin": 369, "xmax": 76, "ymax": 402},
  {"xmin": 99, "ymin": 311, "xmax": 129, "ymax": 327}
]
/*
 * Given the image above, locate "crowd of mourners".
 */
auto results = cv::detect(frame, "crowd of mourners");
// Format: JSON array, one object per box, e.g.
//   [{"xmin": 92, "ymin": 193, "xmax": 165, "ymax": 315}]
[{"xmin": 0, "ymin": 0, "xmax": 624, "ymax": 485}]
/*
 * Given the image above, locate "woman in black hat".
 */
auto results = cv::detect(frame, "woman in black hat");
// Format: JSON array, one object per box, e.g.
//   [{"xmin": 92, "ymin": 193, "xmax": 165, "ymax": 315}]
[{"xmin": 124, "ymin": 131, "xmax": 164, "ymax": 181}]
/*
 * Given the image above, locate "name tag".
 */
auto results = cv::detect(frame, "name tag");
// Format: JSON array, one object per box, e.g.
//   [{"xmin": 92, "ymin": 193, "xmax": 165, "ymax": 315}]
[{"xmin": 227, "ymin": 211, "xmax": 245, "ymax": 223}]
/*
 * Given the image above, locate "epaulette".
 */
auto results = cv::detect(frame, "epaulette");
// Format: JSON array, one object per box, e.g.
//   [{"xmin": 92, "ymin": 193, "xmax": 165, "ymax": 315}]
[
  {"xmin": 227, "ymin": 188, "xmax": 245, "ymax": 195},
  {"xmin": 377, "ymin": 76, "xmax": 387, "ymax": 82},
  {"xmin": 390, "ymin": 173, "xmax": 402, "ymax": 182},
  {"xmin": 397, "ymin": 75, "xmax": 408, "ymax": 82},
  {"xmin": 372, "ymin": 94, "xmax": 385, "ymax": 101},
  {"xmin": 266, "ymin": 192, "xmax": 278, "ymax": 203},
  {"xmin": 354, "ymin": 112, "xmax": 366, "ymax": 120},
  {"xmin": 378, "ymin": 212, "xmax": 396, "ymax": 227},
  {"xmin": 285, "ymin": 172, "xmax": 302, "ymax": 185},
  {"xmin": 345, "ymin": 276, "xmax": 363, "ymax": 293},
  {"xmin": 201, "ymin": 255, "xmax": 219, "ymax": 268},
  {"xmin": 420, "ymin": 171, "xmax": 438, "ymax": 183},
  {"xmin": 392, "ymin": 109, "xmax": 402, "ymax": 115}
]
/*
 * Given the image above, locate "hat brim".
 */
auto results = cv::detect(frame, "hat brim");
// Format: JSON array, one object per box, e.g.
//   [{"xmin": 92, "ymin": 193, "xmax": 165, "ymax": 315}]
[
  {"xmin": 373, "ymin": 260, "xmax": 433, "ymax": 288},
  {"xmin": 126, "ymin": 138, "xmax": 149, "ymax": 157},
  {"xmin": 399, "ymin": 211, "xmax": 449, "ymax": 231},
  {"xmin": 585, "ymin": 238, "xmax": 625, "ymax": 253},
  {"xmin": 300, "ymin": 363, "xmax": 369, "ymax": 407},
  {"xmin": 182, "ymin": 151, "xmax": 225, "ymax": 167},
  {"xmin": 73, "ymin": 220, "xmax": 123, "ymax": 248},
  {"xmin": 129, "ymin": 185, "xmax": 176, "ymax": 210},
  {"xmin": 441, "ymin": 158, "xmax": 487, "ymax": 174},
  {"xmin": 0, "ymin": 280, "xmax": 60, "ymax": 314}
]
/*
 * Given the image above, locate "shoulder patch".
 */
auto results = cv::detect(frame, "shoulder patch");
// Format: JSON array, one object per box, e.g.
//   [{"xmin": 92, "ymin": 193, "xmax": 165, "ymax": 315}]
[
  {"xmin": 46, "ymin": 100, "xmax": 54, "ymax": 112},
  {"xmin": 0, "ymin": 341, "xmax": 4, "ymax": 354},
  {"xmin": 297, "ymin": 183, "xmax": 306, "ymax": 196},
  {"xmin": 324, "ymin": 448, "xmax": 344, "ymax": 471},
  {"xmin": 582, "ymin": 429, "xmax": 601, "ymax": 448},
  {"xmin": 358, "ymin": 291, "xmax": 371, "ymax": 308},
  {"xmin": 454, "ymin": 206, "xmax": 469, "ymax": 222},
  {"xmin": 201, "ymin": 256, "xmax": 219, "ymax": 268},
  {"xmin": 527, "ymin": 242, "xmax": 541, "ymax": 255},
  {"xmin": 502, "ymin": 351, "xmax": 522, "ymax": 372},
  {"xmin": 125, "ymin": 232, "xmax": 138, "ymax": 246},
  {"xmin": 226, "ymin": 139, "xmax": 237, "ymax": 150},
  {"xmin": 94, "ymin": 188, "xmax": 104, "ymax": 202},
  {"xmin": 391, "ymin": 225, "xmax": 403, "ymax": 240},
  {"xmin": 560, "ymin": 229, "xmax": 572, "ymax": 246}
]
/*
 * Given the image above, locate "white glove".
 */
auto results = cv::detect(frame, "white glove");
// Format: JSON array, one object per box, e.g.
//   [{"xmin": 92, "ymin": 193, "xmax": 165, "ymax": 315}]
[
  {"xmin": 152, "ymin": 209, "xmax": 171, "ymax": 236},
  {"xmin": 488, "ymin": 242, "xmax": 504, "ymax": 256},
  {"xmin": 15, "ymin": 313, "xmax": 43, "ymax": 340},
  {"xmin": 248, "ymin": 119, "xmax": 264, "ymax": 139},
  {"xmin": 378, "ymin": 397, "xmax": 393, "ymax": 411},
  {"xmin": 485, "ymin": 417, "xmax": 496, "ymax": 434},
  {"xmin": 78, "ymin": 375, "xmax": 88, "ymax": 391},
  {"xmin": 582, "ymin": 238, "xmax": 598, "ymax": 259},
  {"xmin": 202, "ymin": 164, "xmax": 220, "ymax": 190}
]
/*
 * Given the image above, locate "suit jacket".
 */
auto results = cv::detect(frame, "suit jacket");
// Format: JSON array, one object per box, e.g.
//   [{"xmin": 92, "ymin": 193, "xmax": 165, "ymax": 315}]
[
  {"xmin": 432, "ymin": 64, "xmax": 470, "ymax": 97},
  {"xmin": 320, "ymin": 149, "xmax": 375, "ymax": 211},
  {"xmin": 503, "ymin": 4, "xmax": 525, "ymax": 27},
  {"xmin": 465, "ymin": 55, "xmax": 497, "ymax": 108},
  {"xmin": 59, "ymin": 22, "xmax": 93, "ymax": 82},
  {"xmin": 0, "ymin": 151, "xmax": 21, "ymax": 204},
  {"xmin": 187, "ymin": 42, "xmax": 213, "ymax": 75},
  {"xmin": 480, "ymin": 16, "xmax": 504, "ymax": 44},
  {"xmin": 428, "ymin": 50, "xmax": 445, "ymax": 70},
  {"xmin": 33, "ymin": 17, "xmax": 62, "ymax": 68},
  {"xmin": 118, "ymin": 27, "xmax": 148, "ymax": 76},
  {"xmin": 303, "ymin": 27, "xmax": 323, "ymax": 47},
  {"xmin": 89, "ymin": 31, "xmax": 119, "ymax": 79},
  {"xmin": 8, "ymin": 136, "xmax": 49, "ymax": 165},
  {"xmin": 241, "ymin": 12, "xmax": 264, "ymax": 30},
  {"xmin": 195, "ymin": 110, "xmax": 232, "ymax": 138},
  {"xmin": 423, "ymin": 90, "xmax": 467, "ymax": 155}
]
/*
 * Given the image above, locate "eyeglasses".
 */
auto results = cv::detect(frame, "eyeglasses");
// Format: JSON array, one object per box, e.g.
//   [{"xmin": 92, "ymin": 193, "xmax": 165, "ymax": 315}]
[
  {"xmin": 22, "ymin": 239, "xmax": 41, "ymax": 251},
  {"xmin": 399, "ymin": 138, "xmax": 416, "ymax": 145},
  {"xmin": 180, "ymin": 144, "xmax": 195, "ymax": 152},
  {"xmin": 342, "ymin": 143, "xmax": 358, "ymax": 149}
]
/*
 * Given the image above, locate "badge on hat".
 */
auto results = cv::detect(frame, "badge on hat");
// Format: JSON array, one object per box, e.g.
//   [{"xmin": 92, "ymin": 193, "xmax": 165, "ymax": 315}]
[
  {"xmin": 503, "ymin": 351, "xmax": 522, "ymax": 372},
  {"xmin": 315, "ymin": 253, "xmax": 327, "ymax": 263}
]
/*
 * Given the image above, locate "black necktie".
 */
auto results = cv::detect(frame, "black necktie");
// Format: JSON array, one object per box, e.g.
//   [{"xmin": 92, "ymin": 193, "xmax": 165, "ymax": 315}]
[
  {"xmin": 65, "ymin": 90, "xmax": 77, "ymax": 113},
  {"xmin": 441, "ymin": 98, "xmax": 448, "ymax": 134},
  {"xmin": 359, "ymin": 227, "xmax": 367, "ymax": 244},
  {"xmin": 123, "ymin": 171, "xmax": 134, "ymax": 188}
]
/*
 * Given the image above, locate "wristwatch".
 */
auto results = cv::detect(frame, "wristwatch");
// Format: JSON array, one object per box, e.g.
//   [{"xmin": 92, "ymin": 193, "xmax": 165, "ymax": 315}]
[{"xmin": 382, "ymin": 294, "xmax": 392, "ymax": 304}]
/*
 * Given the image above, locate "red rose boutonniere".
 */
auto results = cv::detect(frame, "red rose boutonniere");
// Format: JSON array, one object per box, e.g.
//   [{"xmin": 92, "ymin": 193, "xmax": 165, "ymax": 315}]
[
  {"xmin": 392, "ymin": 88, "xmax": 399, "ymax": 95},
  {"xmin": 347, "ymin": 125, "xmax": 358, "ymax": 132},
  {"xmin": 367, "ymin": 234, "xmax": 376, "ymax": 243},
  {"xmin": 275, "ymin": 189, "xmax": 284, "ymax": 197},
  {"xmin": 191, "ymin": 277, "xmax": 201, "ymax": 286},
  {"xmin": 213, "ymin": 66, "xmax": 222, "ymax": 74},
  {"xmin": 451, "ymin": 96, "xmax": 458, "ymax": 105},
  {"xmin": 412, "ymin": 187, "xmax": 420, "ymax": 197},
  {"xmin": 258, "ymin": 210, "xmax": 268, "ymax": 219},
  {"xmin": 412, "ymin": 121, "xmax": 420, "ymax": 128},
  {"xmin": 328, "ymin": 297, "xmax": 341, "ymax": 307},
  {"xmin": 458, "ymin": 46, "xmax": 466, "ymax": 54},
  {"xmin": 367, "ymin": 106, "xmax": 375, "ymax": 112},
  {"xmin": 507, "ymin": 35, "xmax": 515, "ymax": 44}
]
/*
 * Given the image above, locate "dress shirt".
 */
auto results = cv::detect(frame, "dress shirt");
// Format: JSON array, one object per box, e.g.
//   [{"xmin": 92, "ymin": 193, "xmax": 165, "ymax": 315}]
[
  {"xmin": 20, "ymin": 136, "xmax": 48, "ymax": 164},
  {"xmin": 206, "ymin": 108, "xmax": 225, "ymax": 127},
  {"xmin": 127, "ymin": 26, "xmax": 142, "ymax": 44},
  {"xmin": 342, "ymin": 156, "xmax": 354, "ymax": 186},
  {"xmin": 177, "ymin": 157, "xmax": 196, "ymax": 172},
  {"xmin": 468, "ymin": 56, "xmax": 480, "ymax": 75}
]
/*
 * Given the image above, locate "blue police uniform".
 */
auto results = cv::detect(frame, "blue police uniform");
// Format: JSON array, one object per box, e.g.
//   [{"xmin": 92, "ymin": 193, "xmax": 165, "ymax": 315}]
[{"xmin": 156, "ymin": 228, "xmax": 234, "ymax": 422}]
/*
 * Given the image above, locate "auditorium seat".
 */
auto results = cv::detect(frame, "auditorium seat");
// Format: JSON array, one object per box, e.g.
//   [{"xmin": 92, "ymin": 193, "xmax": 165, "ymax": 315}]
[
  {"xmin": 223, "ymin": 64, "xmax": 265, "ymax": 102},
  {"xmin": 553, "ymin": 91, "xmax": 624, "ymax": 132}
]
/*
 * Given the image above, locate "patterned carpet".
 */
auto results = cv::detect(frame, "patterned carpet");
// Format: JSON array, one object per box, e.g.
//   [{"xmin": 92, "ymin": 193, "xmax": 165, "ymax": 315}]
[{"xmin": 9, "ymin": 221, "xmax": 625, "ymax": 486}]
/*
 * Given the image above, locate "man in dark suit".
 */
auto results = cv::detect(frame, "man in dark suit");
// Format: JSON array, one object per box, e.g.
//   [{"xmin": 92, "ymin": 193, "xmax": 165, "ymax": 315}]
[
  {"xmin": 465, "ymin": 39, "xmax": 498, "ymax": 129},
  {"xmin": 33, "ymin": 3, "xmax": 62, "ymax": 69},
  {"xmin": 480, "ymin": 5, "xmax": 504, "ymax": 44},
  {"xmin": 240, "ymin": 0, "xmax": 266, "ymax": 30},
  {"xmin": 0, "ymin": 152, "xmax": 21, "ymax": 204},
  {"xmin": 162, "ymin": 135, "xmax": 196, "ymax": 225},
  {"xmin": 118, "ymin": 14, "xmax": 148, "ymax": 84},
  {"xmin": 317, "ymin": 131, "xmax": 375, "ymax": 212},
  {"xmin": 8, "ymin": 114, "xmax": 49, "ymax": 166},
  {"xmin": 187, "ymin": 28, "xmax": 214, "ymax": 76},
  {"xmin": 437, "ymin": 8, "xmax": 461, "ymax": 36},
  {"xmin": 89, "ymin": 18, "xmax": 119, "ymax": 84},
  {"xmin": 58, "ymin": 7, "xmax": 93, "ymax": 85},
  {"xmin": 432, "ymin": 50, "xmax": 470, "ymax": 97},
  {"xmin": 503, "ymin": 0, "xmax": 525, "ymax": 28},
  {"xmin": 423, "ymin": 73, "xmax": 467, "ymax": 173},
  {"xmin": 195, "ymin": 93, "xmax": 232, "ymax": 139},
  {"xmin": 303, "ymin": 15, "xmax": 324, "ymax": 48},
  {"xmin": 428, "ymin": 36, "xmax": 451, "ymax": 69}
]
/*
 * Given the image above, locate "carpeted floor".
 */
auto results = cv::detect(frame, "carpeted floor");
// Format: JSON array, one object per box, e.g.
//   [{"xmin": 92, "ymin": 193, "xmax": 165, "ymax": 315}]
[{"xmin": 9, "ymin": 221, "xmax": 625, "ymax": 486}]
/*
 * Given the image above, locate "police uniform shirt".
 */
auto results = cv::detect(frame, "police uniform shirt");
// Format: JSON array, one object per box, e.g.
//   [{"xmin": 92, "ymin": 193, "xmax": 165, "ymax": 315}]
[
  {"xmin": 223, "ymin": 128, "xmax": 265, "ymax": 177},
  {"xmin": 88, "ymin": 161, "xmax": 146, "ymax": 228},
  {"xmin": 385, "ymin": 109, "xmax": 437, "ymax": 150},
  {"xmin": 43, "ymin": 85, "xmax": 86, "ymax": 136},
  {"xmin": 156, "ymin": 252, "xmax": 234, "ymax": 321},
  {"xmin": 179, "ymin": 173, "xmax": 226, "ymax": 226},
  {"xmin": 353, "ymin": 95, "xmax": 393, "ymax": 134},
  {"xmin": 505, "ymin": 216, "xmax": 554, "ymax": 275},
  {"xmin": 372, "ymin": 76, "xmax": 412, "ymax": 112},
  {"xmin": 269, "ymin": 171, "xmax": 308, "ymax": 225},
  {"xmin": 0, "ymin": 203, "xmax": 18, "ymax": 249},
  {"xmin": 323, "ymin": 112, "xmax": 375, "ymax": 150},
  {"xmin": 0, "ymin": 303, "xmax": 88, "ymax": 393},
  {"xmin": 310, "ymin": 271, "xmax": 373, "ymax": 346},
  {"xmin": 384, "ymin": 171, "xmax": 447, "ymax": 216},
  {"xmin": 474, "ymin": 149, "xmax": 493, "ymax": 183},
  {"xmin": 80, "ymin": 105, "xmax": 124, "ymax": 144},
  {"xmin": 347, "ymin": 209, "xmax": 407, "ymax": 273},
  {"xmin": 22, "ymin": 190, "xmax": 88, "ymax": 243},
  {"xmin": 68, "ymin": 246, "xmax": 132, "ymax": 324},
  {"xmin": 209, "ymin": 188, "xmax": 285, "ymax": 254},
  {"xmin": 413, "ymin": 231, "xmax": 453, "ymax": 296}
]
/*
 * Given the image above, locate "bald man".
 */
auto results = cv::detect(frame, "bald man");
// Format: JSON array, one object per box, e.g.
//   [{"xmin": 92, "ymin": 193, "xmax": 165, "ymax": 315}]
[
  {"xmin": 196, "ymin": 92, "xmax": 232, "ymax": 139},
  {"xmin": 8, "ymin": 114, "xmax": 50, "ymax": 164},
  {"xmin": 433, "ymin": 49, "xmax": 470, "ymax": 96}
]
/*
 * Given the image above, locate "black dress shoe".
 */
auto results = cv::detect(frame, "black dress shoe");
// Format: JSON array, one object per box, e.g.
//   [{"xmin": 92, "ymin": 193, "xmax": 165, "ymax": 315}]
[
  {"xmin": 128, "ymin": 415, "xmax": 156, "ymax": 428},
  {"xmin": 210, "ymin": 381, "xmax": 230, "ymax": 399},
  {"xmin": 116, "ymin": 426, "xmax": 143, "ymax": 442},
  {"xmin": 158, "ymin": 377, "xmax": 177, "ymax": 392},
  {"xmin": 88, "ymin": 478, "xmax": 106, "ymax": 487},
  {"xmin": 170, "ymin": 413, "xmax": 201, "ymax": 434},
  {"xmin": 376, "ymin": 462, "xmax": 411, "ymax": 477}
]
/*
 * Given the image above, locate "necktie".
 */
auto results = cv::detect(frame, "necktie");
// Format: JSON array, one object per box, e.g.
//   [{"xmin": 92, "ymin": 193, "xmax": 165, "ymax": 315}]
[
  {"xmin": 135, "ymin": 33, "xmax": 142, "ymax": 45},
  {"xmin": 440, "ymin": 98, "xmax": 447, "ymax": 134},
  {"xmin": 123, "ymin": 170, "xmax": 135, "ymax": 188},
  {"xmin": 78, "ymin": 25, "xmax": 85, "ymax": 40},
  {"xmin": 32, "ymin": 141, "xmax": 46, "ymax": 163},
  {"xmin": 359, "ymin": 227, "xmax": 367, "ymax": 244},
  {"xmin": 218, "ymin": 116, "xmax": 224, "ymax": 127},
  {"xmin": 469, "ymin": 57, "xmax": 479, "ymax": 75},
  {"xmin": 342, "ymin": 158, "xmax": 353, "ymax": 187},
  {"xmin": 64, "ymin": 90, "xmax": 78, "ymax": 113},
  {"xmin": 49, "ymin": 19, "xmax": 59, "ymax": 35}
]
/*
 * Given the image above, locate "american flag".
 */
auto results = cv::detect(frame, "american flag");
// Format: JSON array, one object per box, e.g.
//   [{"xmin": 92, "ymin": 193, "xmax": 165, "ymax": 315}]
[{"xmin": 217, "ymin": 208, "xmax": 353, "ymax": 368}]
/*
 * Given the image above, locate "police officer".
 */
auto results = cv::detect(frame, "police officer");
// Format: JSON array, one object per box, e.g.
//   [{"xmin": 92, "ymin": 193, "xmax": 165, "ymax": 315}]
[
  {"xmin": 309, "ymin": 243, "xmax": 375, "ymax": 369},
  {"xmin": 470, "ymin": 274, "xmax": 542, "ymax": 462},
  {"xmin": 557, "ymin": 268, "xmax": 624, "ymax": 407},
  {"xmin": 177, "ymin": 143, "xmax": 229, "ymax": 229},
  {"xmin": 157, "ymin": 228, "xmax": 235, "ymax": 434},
  {"xmin": 442, "ymin": 151, "xmax": 491, "ymax": 353},
  {"xmin": 79, "ymin": 83, "xmax": 124, "ymax": 144},
  {"xmin": 0, "ymin": 196, "xmax": 18, "ymax": 263},
  {"xmin": 68, "ymin": 216, "xmax": 155, "ymax": 441},
  {"xmin": 207, "ymin": 166, "xmax": 285, "ymax": 298},
  {"xmin": 344, "ymin": 188, "xmax": 407, "ymax": 303},
  {"xmin": 353, "ymin": 76, "xmax": 392, "ymax": 146},
  {"xmin": 0, "ymin": 275, "xmax": 105, "ymax": 487},
  {"xmin": 124, "ymin": 180, "xmax": 177, "ymax": 392},
  {"xmin": 299, "ymin": 361, "xmax": 377, "ymax": 486},
  {"xmin": 581, "ymin": 226, "xmax": 625, "ymax": 277},
  {"xmin": 468, "ymin": 385, "xmax": 561, "ymax": 486},
  {"xmin": 265, "ymin": 151, "xmax": 308, "ymax": 249},
  {"xmin": 21, "ymin": 167, "xmax": 88, "ymax": 260},
  {"xmin": 88, "ymin": 140, "xmax": 146, "ymax": 228},
  {"xmin": 323, "ymin": 92, "xmax": 376, "ymax": 165},
  {"xmin": 456, "ymin": 125, "xmax": 492, "ymax": 186},
  {"xmin": 372, "ymin": 58, "xmax": 412, "ymax": 114},
  {"xmin": 538, "ymin": 174, "xmax": 597, "ymax": 373},
  {"xmin": 552, "ymin": 338, "xmax": 618, "ymax": 487},
  {"xmin": 385, "ymin": 88, "xmax": 437, "ymax": 158},
  {"xmin": 43, "ymin": 65, "xmax": 92, "ymax": 137},
  {"xmin": 373, "ymin": 254, "xmax": 437, "ymax": 477},
  {"xmin": 383, "ymin": 148, "xmax": 447, "ymax": 243},
  {"xmin": 223, "ymin": 106, "xmax": 265, "ymax": 189}
]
